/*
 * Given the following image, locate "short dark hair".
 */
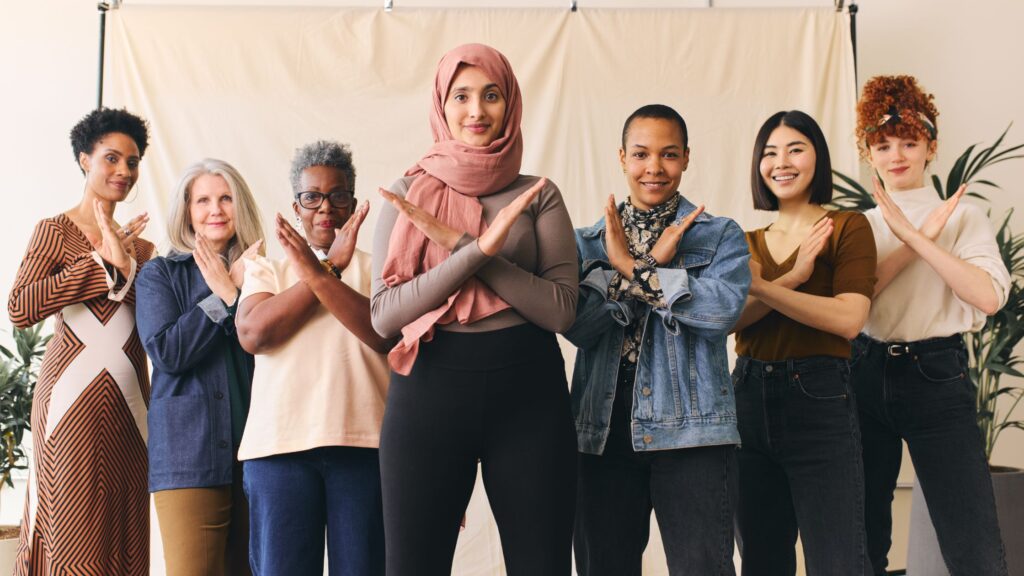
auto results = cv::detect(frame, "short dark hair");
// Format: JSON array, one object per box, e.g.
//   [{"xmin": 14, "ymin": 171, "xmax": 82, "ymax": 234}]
[
  {"xmin": 70, "ymin": 108, "xmax": 150, "ymax": 175},
  {"xmin": 621, "ymin": 104, "xmax": 689, "ymax": 150},
  {"xmin": 750, "ymin": 110, "xmax": 833, "ymax": 211}
]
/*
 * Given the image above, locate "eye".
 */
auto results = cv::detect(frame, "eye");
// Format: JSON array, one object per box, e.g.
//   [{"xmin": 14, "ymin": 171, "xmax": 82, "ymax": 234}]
[
  {"xmin": 790, "ymin": 147, "xmax": 804, "ymax": 154},
  {"xmin": 762, "ymin": 150, "xmax": 776, "ymax": 158},
  {"xmin": 906, "ymin": 141, "xmax": 917, "ymax": 148},
  {"xmin": 485, "ymin": 91, "xmax": 501, "ymax": 102},
  {"xmin": 663, "ymin": 152, "xmax": 678, "ymax": 159},
  {"xmin": 221, "ymin": 195, "xmax": 233, "ymax": 203},
  {"xmin": 196, "ymin": 197, "xmax": 208, "ymax": 204},
  {"xmin": 106, "ymin": 154, "xmax": 118, "ymax": 164},
  {"xmin": 632, "ymin": 152, "xmax": 647, "ymax": 159},
  {"xmin": 453, "ymin": 93, "xmax": 467, "ymax": 103},
  {"xmin": 128, "ymin": 159, "xmax": 140, "ymax": 169}
]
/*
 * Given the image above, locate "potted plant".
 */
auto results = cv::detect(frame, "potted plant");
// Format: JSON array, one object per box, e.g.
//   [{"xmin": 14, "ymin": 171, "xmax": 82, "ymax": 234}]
[
  {"xmin": 832, "ymin": 125, "xmax": 1024, "ymax": 575},
  {"xmin": 0, "ymin": 323, "xmax": 49, "ymax": 570}
]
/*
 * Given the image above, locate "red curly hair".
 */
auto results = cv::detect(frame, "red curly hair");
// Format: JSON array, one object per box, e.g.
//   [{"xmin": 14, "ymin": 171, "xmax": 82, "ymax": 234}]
[{"xmin": 856, "ymin": 75, "xmax": 939, "ymax": 158}]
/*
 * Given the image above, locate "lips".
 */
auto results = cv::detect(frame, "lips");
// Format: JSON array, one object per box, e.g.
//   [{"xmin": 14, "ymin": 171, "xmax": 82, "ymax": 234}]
[
  {"xmin": 316, "ymin": 219, "xmax": 338, "ymax": 229},
  {"xmin": 772, "ymin": 174, "xmax": 797, "ymax": 182},
  {"xmin": 465, "ymin": 123, "xmax": 490, "ymax": 134},
  {"xmin": 109, "ymin": 180, "xmax": 129, "ymax": 192},
  {"xmin": 890, "ymin": 166, "xmax": 909, "ymax": 175}
]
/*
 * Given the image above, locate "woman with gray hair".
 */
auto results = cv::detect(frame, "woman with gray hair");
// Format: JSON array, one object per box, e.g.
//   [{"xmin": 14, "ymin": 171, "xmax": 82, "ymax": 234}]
[
  {"xmin": 135, "ymin": 158, "xmax": 264, "ymax": 575},
  {"xmin": 235, "ymin": 140, "xmax": 391, "ymax": 575}
]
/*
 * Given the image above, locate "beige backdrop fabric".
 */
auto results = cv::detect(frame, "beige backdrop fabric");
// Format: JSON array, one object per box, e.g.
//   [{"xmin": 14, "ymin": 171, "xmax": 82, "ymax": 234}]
[{"xmin": 105, "ymin": 6, "xmax": 855, "ymax": 574}]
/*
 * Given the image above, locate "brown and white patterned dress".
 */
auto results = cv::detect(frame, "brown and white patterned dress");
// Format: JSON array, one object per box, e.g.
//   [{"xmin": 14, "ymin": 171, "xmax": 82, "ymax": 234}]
[{"xmin": 7, "ymin": 213, "xmax": 153, "ymax": 576}]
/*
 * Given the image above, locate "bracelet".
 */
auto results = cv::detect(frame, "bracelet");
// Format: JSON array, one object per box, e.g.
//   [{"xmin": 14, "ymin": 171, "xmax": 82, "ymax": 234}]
[
  {"xmin": 319, "ymin": 259, "xmax": 342, "ymax": 279},
  {"xmin": 638, "ymin": 253, "xmax": 659, "ymax": 269}
]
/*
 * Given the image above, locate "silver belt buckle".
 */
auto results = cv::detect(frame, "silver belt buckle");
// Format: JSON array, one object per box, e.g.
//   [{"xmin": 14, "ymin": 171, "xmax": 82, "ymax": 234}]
[{"xmin": 887, "ymin": 344, "xmax": 909, "ymax": 356}]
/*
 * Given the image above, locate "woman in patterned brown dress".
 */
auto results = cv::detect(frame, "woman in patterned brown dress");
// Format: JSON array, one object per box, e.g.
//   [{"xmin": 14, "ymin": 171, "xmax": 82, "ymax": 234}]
[{"xmin": 7, "ymin": 108, "xmax": 154, "ymax": 575}]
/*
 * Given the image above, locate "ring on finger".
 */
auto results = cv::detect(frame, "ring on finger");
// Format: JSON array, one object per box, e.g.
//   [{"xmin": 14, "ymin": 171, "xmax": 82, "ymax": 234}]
[{"xmin": 120, "ymin": 227, "xmax": 131, "ymax": 236}]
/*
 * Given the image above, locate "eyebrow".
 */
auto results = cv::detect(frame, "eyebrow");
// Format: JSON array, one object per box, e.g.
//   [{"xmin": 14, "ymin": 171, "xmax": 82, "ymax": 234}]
[
  {"xmin": 630, "ymin": 144, "xmax": 682, "ymax": 150},
  {"xmin": 100, "ymin": 147, "xmax": 141, "ymax": 160},
  {"xmin": 451, "ymin": 83, "xmax": 500, "ymax": 92},
  {"xmin": 764, "ymin": 140, "xmax": 808, "ymax": 149}
]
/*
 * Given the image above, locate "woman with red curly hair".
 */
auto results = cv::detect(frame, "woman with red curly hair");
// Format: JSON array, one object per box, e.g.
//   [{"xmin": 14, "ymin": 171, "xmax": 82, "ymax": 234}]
[{"xmin": 850, "ymin": 75, "xmax": 1010, "ymax": 575}]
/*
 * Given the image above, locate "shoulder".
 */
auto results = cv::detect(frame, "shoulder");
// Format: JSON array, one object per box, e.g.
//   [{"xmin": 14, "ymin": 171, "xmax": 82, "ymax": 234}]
[
  {"xmin": 831, "ymin": 210, "xmax": 872, "ymax": 234},
  {"xmin": 510, "ymin": 174, "xmax": 564, "ymax": 207},
  {"xmin": 388, "ymin": 175, "xmax": 416, "ymax": 197}
]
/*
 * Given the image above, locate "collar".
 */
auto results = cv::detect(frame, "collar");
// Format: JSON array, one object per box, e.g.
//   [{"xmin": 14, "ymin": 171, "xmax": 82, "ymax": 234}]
[{"xmin": 579, "ymin": 193, "xmax": 711, "ymax": 239}]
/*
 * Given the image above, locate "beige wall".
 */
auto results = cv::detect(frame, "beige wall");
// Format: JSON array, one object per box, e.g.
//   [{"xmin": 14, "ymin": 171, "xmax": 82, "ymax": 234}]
[{"xmin": 2, "ymin": 1, "xmax": 1022, "ymax": 574}]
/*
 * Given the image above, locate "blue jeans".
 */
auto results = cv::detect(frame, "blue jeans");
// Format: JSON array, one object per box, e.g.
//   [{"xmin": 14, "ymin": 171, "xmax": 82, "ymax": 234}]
[
  {"xmin": 851, "ymin": 334, "xmax": 1008, "ymax": 576},
  {"xmin": 732, "ymin": 356, "xmax": 871, "ymax": 576},
  {"xmin": 243, "ymin": 446, "xmax": 385, "ymax": 576},
  {"xmin": 574, "ymin": 382, "xmax": 737, "ymax": 576}
]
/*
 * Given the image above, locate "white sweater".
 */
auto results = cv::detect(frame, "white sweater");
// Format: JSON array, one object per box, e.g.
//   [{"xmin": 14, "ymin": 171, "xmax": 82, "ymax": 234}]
[{"xmin": 863, "ymin": 185, "xmax": 1011, "ymax": 342}]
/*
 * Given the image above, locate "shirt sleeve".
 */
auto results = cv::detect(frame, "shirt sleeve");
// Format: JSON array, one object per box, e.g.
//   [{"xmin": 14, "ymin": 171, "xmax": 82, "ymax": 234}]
[
  {"xmin": 832, "ymin": 212, "xmax": 878, "ymax": 299},
  {"xmin": 8, "ymin": 219, "xmax": 113, "ymax": 328},
  {"xmin": 369, "ymin": 177, "xmax": 492, "ymax": 338},
  {"xmin": 240, "ymin": 255, "xmax": 282, "ymax": 302},
  {"xmin": 955, "ymin": 204, "xmax": 1011, "ymax": 312},
  {"xmin": 473, "ymin": 180, "xmax": 579, "ymax": 333}
]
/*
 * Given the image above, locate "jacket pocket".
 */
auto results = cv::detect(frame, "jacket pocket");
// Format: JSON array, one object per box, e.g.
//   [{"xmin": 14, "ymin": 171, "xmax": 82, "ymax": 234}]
[{"xmin": 149, "ymin": 395, "xmax": 212, "ymax": 477}]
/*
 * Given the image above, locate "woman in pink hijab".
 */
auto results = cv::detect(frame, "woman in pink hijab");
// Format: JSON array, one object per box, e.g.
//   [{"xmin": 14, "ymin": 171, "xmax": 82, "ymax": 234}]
[{"xmin": 371, "ymin": 43, "xmax": 578, "ymax": 575}]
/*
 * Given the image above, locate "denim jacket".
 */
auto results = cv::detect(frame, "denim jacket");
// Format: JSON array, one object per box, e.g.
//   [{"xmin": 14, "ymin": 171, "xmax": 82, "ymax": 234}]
[
  {"xmin": 135, "ymin": 251, "xmax": 253, "ymax": 492},
  {"xmin": 565, "ymin": 196, "xmax": 750, "ymax": 454}
]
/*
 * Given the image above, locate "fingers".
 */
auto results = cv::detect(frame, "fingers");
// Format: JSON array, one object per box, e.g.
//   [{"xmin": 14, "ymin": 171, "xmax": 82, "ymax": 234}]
[
  {"xmin": 275, "ymin": 213, "xmax": 306, "ymax": 251},
  {"xmin": 679, "ymin": 204, "xmax": 705, "ymax": 230},
  {"xmin": 340, "ymin": 200, "xmax": 369, "ymax": 235},
  {"xmin": 380, "ymin": 187, "xmax": 413, "ymax": 216},
  {"xmin": 507, "ymin": 178, "xmax": 544, "ymax": 214},
  {"xmin": 242, "ymin": 239, "xmax": 263, "ymax": 259}
]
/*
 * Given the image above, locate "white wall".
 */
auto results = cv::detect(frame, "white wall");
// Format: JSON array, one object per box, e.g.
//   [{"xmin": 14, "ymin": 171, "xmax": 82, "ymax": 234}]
[{"xmin": 2, "ymin": 1, "xmax": 1023, "ymax": 573}]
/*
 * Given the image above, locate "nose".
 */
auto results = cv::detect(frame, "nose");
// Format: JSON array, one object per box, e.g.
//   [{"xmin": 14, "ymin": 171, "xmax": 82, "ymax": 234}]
[
  {"xmin": 646, "ymin": 155, "xmax": 664, "ymax": 175},
  {"xmin": 468, "ymin": 96, "xmax": 484, "ymax": 119},
  {"xmin": 317, "ymin": 197, "xmax": 333, "ymax": 213}
]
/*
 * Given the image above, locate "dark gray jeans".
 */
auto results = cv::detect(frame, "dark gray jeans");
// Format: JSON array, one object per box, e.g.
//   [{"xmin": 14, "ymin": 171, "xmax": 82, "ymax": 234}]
[
  {"xmin": 732, "ymin": 355, "xmax": 872, "ymax": 576},
  {"xmin": 574, "ymin": 389, "xmax": 737, "ymax": 576},
  {"xmin": 851, "ymin": 334, "xmax": 1008, "ymax": 576}
]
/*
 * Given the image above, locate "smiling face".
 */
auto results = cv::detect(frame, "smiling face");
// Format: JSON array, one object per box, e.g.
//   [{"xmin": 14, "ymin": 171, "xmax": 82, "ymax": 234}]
[
  {"xmin": 619, "ymin": 117, "xmax": 689, "ymax": 210},
  {"xmin": 79, "ymin": 132, "xmax": 141, "ymax": 203},
  {"xmin": 293, "ymin": 165, "xmax": 353, "ymax": 252},
  {"xmin": 759, "ymin": 124, "xmax": 818, "ymax": 205},
  {"xmin": 443, "ymin": 65, "xmax": 507, "ymax": 147},
  {"xmin": 189, "ymin": 173, "xmax": 236, "ymax": 253},
  {"xmin": 867, "ymin": 134, "xmax": 936, "ymax": 192}
]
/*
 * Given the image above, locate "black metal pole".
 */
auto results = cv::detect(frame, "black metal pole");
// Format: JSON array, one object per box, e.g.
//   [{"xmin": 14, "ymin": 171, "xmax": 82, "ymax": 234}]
[
  {"xmin": 849, "ymin": 2, "xmax": 859, "ymax": 83},
  {"xmin": 97, "ymin": 2, "xmax": 109, "ymax": 108}
]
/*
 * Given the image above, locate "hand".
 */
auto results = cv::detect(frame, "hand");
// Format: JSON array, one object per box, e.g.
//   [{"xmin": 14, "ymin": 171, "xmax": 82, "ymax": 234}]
[
  {"xmin": 194, "ymin": 232, "xmax": 238, "ymax": 305},
  {"xmin": 380, "ymin": 188, "xmax": 462, "ymax": 251},
  {"xmin": 787, "ymin": 216, "xmax": 833, "ymax": 285},
  {"xmin": 327, "ymin": 200, "xmax": 369, "ymax": 271},
  {"xmin": 748, "ymin": 258, "xmax": 765, "ymax": 295},
  {"xmin": 648, "ymin": 204, "xmax": 705, "ymax": 266},
  {"xmin": 93, "ymin": 199, "xmax": 137, "ymax": 276},
  {"xmin": 870, "ymin": 177, "xmax": 921, "ymax": 244},
  {"xmin": 275, "ymin": 213, "xmax": 326, "ymax": 284},
  {"xmin": 229, "ymin": 239, "xmax": 263, "ymax": 288},
  {"xmin": 920, "ymin": 184, "xmax": 966, "ymax": 241},
  {"xmin": 478, "ymin": 177, "xmax": 546, "ymax": 257},
  {"xmin": 116, "ymin": 212, "xmax": 149, "ymax": 262},
  {"xmin": 603, "ymin": 194, "xmax": 635, "ymax": 279}
]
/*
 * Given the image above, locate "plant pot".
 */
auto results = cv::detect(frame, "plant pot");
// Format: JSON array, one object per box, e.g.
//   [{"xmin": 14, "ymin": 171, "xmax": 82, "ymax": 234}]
[
  {"xmin": 907, "ymin": 467, "xmax": 1024, "ymax": 575},
  {"xmin": 0, "ymin": 526, "xmax": 19, "ymax": 574}
]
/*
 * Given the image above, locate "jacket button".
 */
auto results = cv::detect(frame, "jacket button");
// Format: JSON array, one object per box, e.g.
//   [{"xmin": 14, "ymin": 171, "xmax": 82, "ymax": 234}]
[
  {"xmin": 219, "ymin": 440, "xmax": 229, "ymax": 448},
  {"xmin": 643, "ymin": 434, "xmax": 653, "ymax": 444},
  {"xmin": 641, "ymin": 387, "xmax": 652, "ymax": 397},
  {"xmin": 214, "ymin": 392, "xmax": 224, "ymax": 399}
]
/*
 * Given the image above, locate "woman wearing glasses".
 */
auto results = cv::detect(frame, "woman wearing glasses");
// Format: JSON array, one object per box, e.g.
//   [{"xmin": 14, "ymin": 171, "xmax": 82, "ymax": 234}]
[
  {"xmin": 235, "ymin": 140, "xmax": 391, "ymax": 575},
  {"xmin": 135, "ymin": 158, "xmax": 264, "ymax": 576}
]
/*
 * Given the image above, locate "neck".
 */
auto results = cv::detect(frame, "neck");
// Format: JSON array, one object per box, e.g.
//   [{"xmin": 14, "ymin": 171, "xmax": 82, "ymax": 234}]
[
  {"xmin": 72, "ymin": 187, "xmax": 114, "ymax": 228},
  {"xmin": 774, "ymin": 196, "xmax": 826, "ymax": 229},
  {"xmin": 887, "ymin": 178, "xmax": 926, "ymax": 193}
]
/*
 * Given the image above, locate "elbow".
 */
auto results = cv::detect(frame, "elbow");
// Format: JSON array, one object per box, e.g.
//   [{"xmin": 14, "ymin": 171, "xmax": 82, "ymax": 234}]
[
  {"xmin": 839, "ymin": 326, "xmax": 863, "ymax": 341},
  {"xmin": 979, "ymin": 299, "xmax": 1001, "ymax": 317},
  {"xmin": 369, "ymin": 309, "xmax": 400, "ymax": 340},
  {"xmin": 236, "ymin": 320, "xmax": 270, "ymax": 355}
]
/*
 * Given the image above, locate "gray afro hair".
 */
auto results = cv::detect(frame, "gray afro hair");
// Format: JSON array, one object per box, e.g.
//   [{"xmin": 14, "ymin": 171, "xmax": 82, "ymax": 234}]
[{"xmin": 289, "ymin": 140, "xmax": 356, "ymax": 193}]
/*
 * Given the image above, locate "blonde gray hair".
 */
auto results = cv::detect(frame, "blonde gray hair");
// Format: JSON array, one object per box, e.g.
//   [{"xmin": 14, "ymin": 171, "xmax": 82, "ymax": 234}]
[{"xmin": 166, "ymin": 158, "xmax": 265, "ymax": 265}]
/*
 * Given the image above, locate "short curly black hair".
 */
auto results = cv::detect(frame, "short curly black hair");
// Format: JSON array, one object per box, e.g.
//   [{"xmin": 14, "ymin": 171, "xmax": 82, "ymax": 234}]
[{"xmin": 70, "ymin": 108, "xmax": 150, "ymax": 174}]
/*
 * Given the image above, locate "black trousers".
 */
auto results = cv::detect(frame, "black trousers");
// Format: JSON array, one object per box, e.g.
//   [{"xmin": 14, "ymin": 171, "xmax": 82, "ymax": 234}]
[
  {"xmin": 851, "ymin": 334, "xmax": 1008, "ymax": 576},
  {"xmin": 379, "ymin": 323, "xmax": 578, "ymax": 576}
]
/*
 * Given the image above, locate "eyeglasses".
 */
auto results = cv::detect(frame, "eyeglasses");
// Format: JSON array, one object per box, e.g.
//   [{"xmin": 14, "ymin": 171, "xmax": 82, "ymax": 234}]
[{"xmin": 295, "ymin": 191, "xmax": 354, "ymax": 210}]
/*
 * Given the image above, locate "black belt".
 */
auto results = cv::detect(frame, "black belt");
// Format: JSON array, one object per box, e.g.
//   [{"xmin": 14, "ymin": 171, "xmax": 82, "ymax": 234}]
[{"xmin": 856, "ymin": 334, "xmax": 964, "ymax": 358}]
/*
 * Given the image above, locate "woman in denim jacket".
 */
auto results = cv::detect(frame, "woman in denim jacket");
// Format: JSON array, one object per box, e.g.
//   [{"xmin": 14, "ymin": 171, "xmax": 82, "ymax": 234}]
[
  {"xmin": 136, "ymin": 159, "xmax": 264, "ymax": 575},
  {"xmin": 566, "ymin": 104, "xmax": 750, "ymax": 576}
]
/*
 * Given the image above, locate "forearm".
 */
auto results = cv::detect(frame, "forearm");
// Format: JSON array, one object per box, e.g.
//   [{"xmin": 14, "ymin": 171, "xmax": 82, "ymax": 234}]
[
  {"xmin": 732, "ymin": 272, "xmax": 803, "ymax": 333},
  {"xmin": 475, "ymin": 256, "xmax": 578, "ymax": 334},
  {"xmin": 237, "ymin": 284, "xmax": 320, "ymax": 353},
  {"xmin": 874, "ymin": 244, "xmax": 917, "ymax": 297},
  {"xmin": 906, "ymin": 233, "xmax": 1001, "ymax": 314},
  {"xmin": 751, "ymin": 281, "xmax": 869, "ymax": 339},
  {"xmin": 306, "ymin": 273, "xmax": 391, "ymax": 354}
]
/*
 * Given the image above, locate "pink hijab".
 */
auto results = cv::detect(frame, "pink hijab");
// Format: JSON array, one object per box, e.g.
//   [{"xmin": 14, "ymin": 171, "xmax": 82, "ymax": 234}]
[{"xmin": 381, "ymin": 43, "xmax": 523, "ymax": 375}]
